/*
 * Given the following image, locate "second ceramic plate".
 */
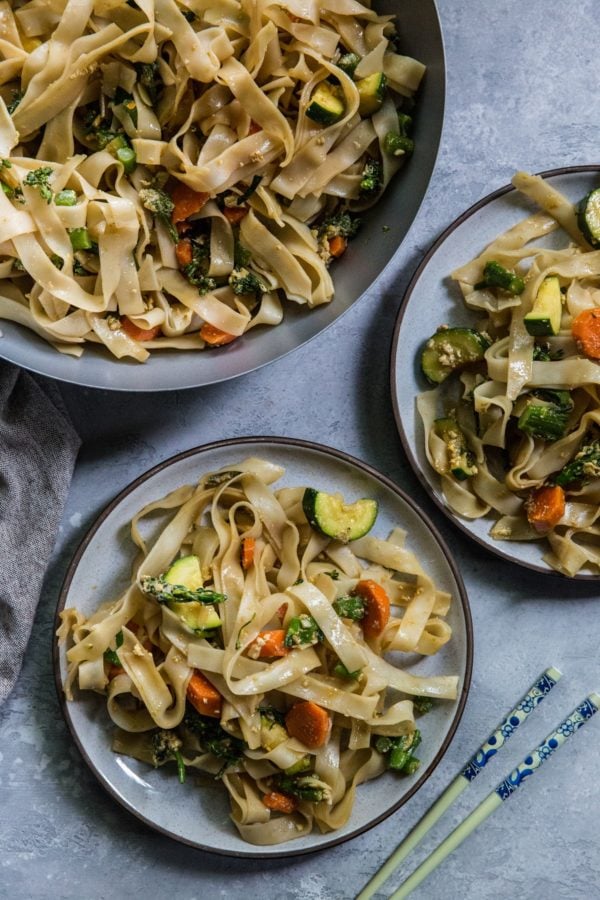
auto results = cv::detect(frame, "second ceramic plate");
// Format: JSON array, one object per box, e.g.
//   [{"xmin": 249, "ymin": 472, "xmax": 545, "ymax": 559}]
[
  {"xmin": 391, "ymin": 165, "xmax": 600, "ymax": 579},
  {"xmin": 54, "ymin": 437, "xmax": 472, "ymax": 858}
]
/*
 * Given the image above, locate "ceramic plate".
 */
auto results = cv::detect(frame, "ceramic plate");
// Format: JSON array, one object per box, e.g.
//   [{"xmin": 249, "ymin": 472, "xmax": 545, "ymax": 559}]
[
  {"xmin": 391, "ymin": 165, "xmax": 600, "ymax": 579},
  {"xmin": 53, "ymin": 437, "xmax": 472, "ymax": 858},
  {"xmin": 0, "ymin": 0, "xmax": 445, "ymax": 392}
]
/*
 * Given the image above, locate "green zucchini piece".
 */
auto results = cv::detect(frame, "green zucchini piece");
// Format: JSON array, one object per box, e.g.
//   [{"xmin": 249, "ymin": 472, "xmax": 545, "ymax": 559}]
[
  {"xmin": 524, "ymin": 276, "xmax": 562, "ymax": 336},
  {"xmin": 356, "ymin": 72, "xmax": 387, "ymax": 116},
  {"xmin": 421, "ymin": 327, "xmax": 490, "ymax": 384},
  {"xmin": 553, "ymin": 435, "xmax": 600, "ymax": 487},
  {"xmin": 337, "ymin": 52, "xmax": 361, "ymax": 78},
  {"xmin": 164, "ymin": 555, "xmax": 203, "ymax": 589},
  {"xmin": 433, "ymin": 418, "xmax": 477, "ymax": 480},
  {"xmin": 578, "ymin": 187, "xmax": 600, "ymax": 247},
  {"xmin": 474, "ymin": 260, "xmax": 525, "ymax": 295},
  {"xmin": 517, "ymin": 404, "xmax": 570, "ymax": 441},
  {"xmin": 306, "ymin": 83, "xmax": 345, "ymax": 126},
  {"xmin": 302, "ymin": 488, "xmax": 378, "ymax": 542}
]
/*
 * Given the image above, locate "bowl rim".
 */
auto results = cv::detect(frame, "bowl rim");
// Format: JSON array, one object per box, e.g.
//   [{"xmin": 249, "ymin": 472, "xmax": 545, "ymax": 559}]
[
  {"xmin": 390, "ymin": 163, "xmax": 600, "ymax": 581},
  {"xmin": 52, "ymin": 435, "xmax": 473, "ymax": 858}
]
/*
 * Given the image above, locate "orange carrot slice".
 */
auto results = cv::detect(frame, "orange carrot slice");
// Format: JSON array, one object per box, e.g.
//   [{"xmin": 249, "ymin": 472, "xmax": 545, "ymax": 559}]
[
  {"xmin": 171, "ymin": 182, "xmax": 210, "ymax": 224},
  {"xmin": 241, "ymin": 536, "xmax": 255, "ymax": 570},
  {"xmin": 175, "ymin": 238, "xmax": 193, "ymax": 266},
  {"xmin": 223, "ymin": 206, "xmax": 249, "ymax": 225},
  {"xmin": 285, "ymin": 701, "xmax": 330, "ymax": 749},
  {"xmin": 120, "ymin": 317, "xmax": 162, "ymax": 342},
  {"xmin": 248, "ymin": 629, "xmax": 288, "ymax": 659},
  {"xmin": 352, "ymin": 579, "xmax": 390, "ymax": 639},
  {"xmin": 572, "ymin": 307, "xmax": 600, "ymax": 359},
  {"xmin": 525, "ymin": 484, "xmax": 566, "ymax": 534},
  {"xmin": 186, "ymin": 670, "xmax": 222, "ymax": 718},
  {"xmin": 199, "ymin": 323, "xmax": 237, "ymax": 346},
  {"xmin": 262, "ymin": 791, "xmax": 298, "ymax": 814},
  {"xmin": 328, "ymin": 235, "xmax": 348, "ymax": 258}
]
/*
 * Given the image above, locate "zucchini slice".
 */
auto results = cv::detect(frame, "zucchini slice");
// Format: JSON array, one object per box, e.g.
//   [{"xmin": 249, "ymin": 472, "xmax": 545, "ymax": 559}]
[
  {"xmin": 524, "ymin": 276, "xmax": 562, "ymax": 336},
  {"xmin": 356, "ymin": 72, "xmax": 387, "ymax": 116},
  {"xmin": 163, "ymin": 555, "xmax": 203, "ymax": 589},
  {"xmin": 163, "ymin": 555, "xmax": 221, "ymax": 634},
  {"xmin": 302, "ymin": 488, "xmax": 378, "ymax": 542},
  {"xmin": 306, "ymin": 83, "xmax": 345, "ymax": 126},
  {"xmin": 433, "ymin": 418, "xmax": 477, "ymax": 480},
  {"xmin": 421, "ymin": 327, "xmax": 490, "ymax": 384},
  {"xmin": 578, "ymin": 187, "xmax": 600, "ymax": 247}
]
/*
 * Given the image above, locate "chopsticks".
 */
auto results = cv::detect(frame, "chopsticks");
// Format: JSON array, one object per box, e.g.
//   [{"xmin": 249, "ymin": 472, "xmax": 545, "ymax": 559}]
[
  {"xmin": 388, "ymin": 693, "xmax": 599, "ymax": 899},
  {"xmin": 357, "ymin": 667, "xmax": 562, "ymax": 900}
]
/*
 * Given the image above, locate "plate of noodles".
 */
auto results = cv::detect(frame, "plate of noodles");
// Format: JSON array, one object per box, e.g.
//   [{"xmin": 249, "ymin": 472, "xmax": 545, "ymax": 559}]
[
  {"xmin": 392, "ymin": 166, "xmax": 600, "ymax": 579},
  {"xmin": 54, "ymin": 437, "xmax": 471, "ymax": 857},
  {"xmin": 0, "ymin": 0, "xmax": 444, "ymax": 391}
]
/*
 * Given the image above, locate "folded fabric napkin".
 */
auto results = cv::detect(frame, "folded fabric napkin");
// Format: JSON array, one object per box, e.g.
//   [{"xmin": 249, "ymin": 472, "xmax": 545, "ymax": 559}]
[{"xmin": 0, "ymin": 361, "xmax": 80, "ymax": 705}]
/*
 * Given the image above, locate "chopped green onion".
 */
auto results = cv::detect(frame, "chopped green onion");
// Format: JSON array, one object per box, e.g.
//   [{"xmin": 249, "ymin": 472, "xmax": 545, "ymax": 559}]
[
  {"xmin": 116, "ymin": 146, "xmax": 137, "ymax": 174},
  {"xmin": 69, "ymin": 227, "xmax": 93, "ymax": 251},
  {"xmin": 55, "ymin": 189, "xmax": 78, "ymax": 207}
]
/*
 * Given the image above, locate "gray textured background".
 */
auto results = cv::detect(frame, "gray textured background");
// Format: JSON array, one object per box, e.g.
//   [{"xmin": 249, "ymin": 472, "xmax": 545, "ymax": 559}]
[{"xmin": 2, "ymin": 1, "xmax": 600, "ymax": 898}]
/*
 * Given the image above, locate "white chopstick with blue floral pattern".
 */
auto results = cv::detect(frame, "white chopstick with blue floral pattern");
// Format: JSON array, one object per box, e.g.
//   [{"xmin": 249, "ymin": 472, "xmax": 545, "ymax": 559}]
[
  {"xmin": 389, "ymin": 693, "xmax": 599, "ymax": 899},
  {"xmin": 356, "ymin": 667, "xmax": 562, "ymax": 900}
]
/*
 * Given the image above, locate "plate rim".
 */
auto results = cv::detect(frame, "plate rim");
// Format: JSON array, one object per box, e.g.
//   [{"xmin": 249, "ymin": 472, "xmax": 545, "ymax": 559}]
[
  {"xmin": 53, "ymin": 435, "xmax": 473, "ymax": 858},
  {"xmin": 390, "ymin": 164, "xmax": 600, "ymax": 581},
  {"xmin": 1, "ymin": 1, "xmax": 446, "ymax": 394}
]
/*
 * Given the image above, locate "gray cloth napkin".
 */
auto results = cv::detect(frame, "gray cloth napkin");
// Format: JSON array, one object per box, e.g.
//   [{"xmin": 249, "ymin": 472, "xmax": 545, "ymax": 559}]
[{"xmin": 0, "ymin": 361, "xmax": 80, "ymax": 704}]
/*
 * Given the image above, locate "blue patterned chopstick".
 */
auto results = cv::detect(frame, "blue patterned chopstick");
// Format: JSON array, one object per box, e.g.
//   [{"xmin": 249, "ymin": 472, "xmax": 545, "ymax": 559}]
[
  {"xmin": 356, "ymin": 667, "xmax": 562, "ymax": 900},
  {"xmin": 390, "ymin": 694, "xmax": 599, "ymax": 899}
]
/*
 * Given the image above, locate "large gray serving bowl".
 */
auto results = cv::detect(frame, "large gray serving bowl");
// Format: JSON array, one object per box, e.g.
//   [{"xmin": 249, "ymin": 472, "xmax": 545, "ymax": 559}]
[{"xmin": 0, "ymin": 1, "xmax": 445, "ymax": 391}]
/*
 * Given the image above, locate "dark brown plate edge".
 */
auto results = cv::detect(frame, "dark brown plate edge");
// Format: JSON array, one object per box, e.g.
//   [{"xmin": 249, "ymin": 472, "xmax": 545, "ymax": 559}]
[
  {"xmin": 52, "ymin": 435, "xmax": 474, "ymax": 859},
  {"xmin": 390, "ymin": 164, "xmax": 600, "ymax": 581}
]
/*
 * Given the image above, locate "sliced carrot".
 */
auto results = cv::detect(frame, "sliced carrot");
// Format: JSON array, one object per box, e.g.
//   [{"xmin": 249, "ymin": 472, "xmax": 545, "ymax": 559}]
[
  {"xmin": 262, "ymin": 791, "xmax": 298, "ymax": 814},
  {"xmin": 248, "ymin": 629, "xmax": 288, "ymax": 659},
  {"xmin": 328, "ymin": 235, "xmax": 348, "ymax": 258},
  {"xmin": 525, "ymin": 484, "xmax": 565, "ymax": 534},
  {"xmin": 223, "ymin": 205, "xmax": 249, "ymax": 225},
  {"xmin": 352, "ymin": 579, "xmax": 390, "ymax": 639},
  {"xmin": 171, "ymin": 182, "xmax": 210, "ymax": 224},
  {"xmin": 186, "ymin": 670, "xmax": 222, "ymax": 718},
  {"xmin": 248, "ymin": 119, "xmax": 262, "ymax": 135},
  {"xmin": 285, "ymin": 700, "xmax": 330, "ymax": 749},
  {"xmin": 175, "ymin": 238, "xmax": 193, "ymax": 266},
  {"xmin": 200, "ymin": 323, "xmax": 237, "ymax": 346},
  {"xmin": 241, "ymin": 536, "xmax": 255, "ymax": 570},
  {"xmin": 276, "ymin": 602, "xmax": 288, "ymax": 623},
  {"xmin": 571, "ymin": 307, "xmax": 600, "ymax": 359},
  {"xmin": 120, "ymin": 317, "xmax": 162, "ymax": 342}
]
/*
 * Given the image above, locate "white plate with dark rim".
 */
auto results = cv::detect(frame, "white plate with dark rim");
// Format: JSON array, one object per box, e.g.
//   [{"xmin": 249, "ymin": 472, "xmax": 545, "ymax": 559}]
[
  {"xmin": 53, "ymin": 437, "xmax": 472, "ymax": 858},
  {"xmin": 391, "ymin": 165, "xmax": 600, "ymax": 580},
  {"xmin": 0, "ymin": 0, "xmax": 445, "ymax": 392}
]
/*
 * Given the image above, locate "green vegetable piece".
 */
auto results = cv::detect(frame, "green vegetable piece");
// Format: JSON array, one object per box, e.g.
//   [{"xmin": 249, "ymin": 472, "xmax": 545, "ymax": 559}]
[
  {"xmin": 403, "ymin": 756, "xmax": 421, "ymax": 776},
  {"xmin": 517, "ymin": 392, "xmax": 572, "ymax": 441},
  {"xmin": 140, "ymin": 574, "xmax": 226, "ymax": 605},
  {"xmin": 356, "ymin": 72, "xmax": 387, "ymax": 116},
  {"xmin": 413, "ymin": 696, "xmax": 434, "ymax": 715},
  {"xmin": 375, "ymin": 729, "xmax": 422, "ymax": 773},
  {"xmin": 389, "ymin": 746, "xmax": 410, "ymax": 770},
  {"xmin": 524, "ymin": 276, "xmax": 563, "ymax": 336},
  {"xmin": 553, "ymin": 435, "xmax": 600, "ymax": 488},
  {"xmin": 303, "ymin": 488, "xmax": 378, "ymax": 542},
  {"xmin": 337, "ymin": 52, "xmax": 361, "ymax": 77},
  {"xmin": 306, "ymin": 82, "xmax": 345, "ymax": 126},
  {"xmin": 420, "ymin": 327, "xmax": 490, "ymax": 385},
  {"xmin": 332, "ymin": 661, "xmax": 362, "ymax": 679},
  {"xmin": 228, "ymin": 267, "xmax": 266, "ymax": 296},
  {"xmin": 433, "ymin": 417, "xmax": 478, "ymax": 480},
  {"xmin": 317, "ymin": 212, "xmax": 361, "ymax": 242},
  {"xmin": 23, "ymin": 166, "xmax": 53, "ymax": 203},
  {"xmin": 284, "ymin": 614, "xmax": 323, "ymax": 649},
  {"xmin": 578, "ymin": 187, "xmax": 600, "ymax": 247},
  {"xmin": 284, "ymin": 755, "xmax": 312, "ymax": 776},
  {"xmin": 68, "ymin": 227, "xmax": 93, "ymax": 251},
  {"xmin": 139, "ymin": 186, "xmax": 178, "ymax": 243},
  {"xmin": 116, "ymin": 145, "xmax": 137, "ymax": 174},
  {"xmin": 276, "ymin": 773, "xmax": 332, "ymax": 803},
  {"xmin": 475, "ymin": 260, "xmax": 525, "ymax": 295},
  {"xmin": 164, "ymin": 555, "xmax": 203, "ymax": 589},
  {"xmin": 259, "ymin": 710, "xmax": 289, "ymax": 751},
  {"xmin": 332, "ymin": 595, "xmax": 366, "ymax": 621},
  {"xmin": 383, "ymin": 131, "xmax": 414, "ymax": 157},
  {"xmin": 183, "ymin": 708, "xmax": 245, "ymax": 776},
  {"xmin": 359, "ymin": 159, "xmax": 382, "ymax": 196},
  {"xmin": 150, "ymin": 729, "xmax": 186, "ymax": 784},
  {"xmin": 152, "ymin": 554, "xmax": 223, "ymax": 633},
  {"xmin": 55, "ymin": 189, "xmax": 78, "ymax": 207},
  {"xmin": 50, "ymin": 255, "xmax": 63, "ymax": 270}
]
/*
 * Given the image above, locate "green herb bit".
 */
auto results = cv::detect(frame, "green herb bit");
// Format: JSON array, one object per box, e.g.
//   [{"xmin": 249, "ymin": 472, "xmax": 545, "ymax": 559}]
[
  {"xmin": 383, "ymin": 114, "xmax": 414, "ymax": 157},
  {"xmin": 69, "ymin": 227, "xmax": 93, "ymax": 251},
  {"xmin": 140, "ymin": 574, "xmax": 227, "ymax": 605},
  {"xmin": 413, "ymin": 696, "xmax": 434, "ymax": 715},
  {"xmin": 284, "ymin": 614, "xmax": 323, "ymax": 649},
  {"xmin": 150, "ymin": 729, "xmax": 186, "ymax": 784},
  {"xmin": 55, "ymin": 189, "xmax": 78, "ymax": 207},
  {"xmin": 325, "ymin": 570, "xmax": 340, "ymax": 580},
  {"xmin": 0, "ymin": 159, "xmax": 11, "ymax": 170},
  {"xmin": 337, "ymin": 52, "xmax": 361, "ymax": 78},
  {"xmin": 317, "ymin": 212, "xmax": 361, "ymax": 242},
  {"xmin": 183, "ymin": 708, "xmax": 245, "ymax": 777},
  {"xmin": 237, "ymin": 175, "xmax": 262, "ymax": 205},
  {"xmin": 233, "ymin": 242, "xmax": 251, "ymax": 268},
  {"xmin": 114, "ymin": 87, "xmax": 138, "ymax": 127},
  {"xmin": 333, "ymin": 595, "xmax": 365, "ymax": 621},
  {"xmin": 24, "ymin": 166, "xmax": 54, "ymax": 203},
  {"xmin": 276, "ymin": 773, "xmax": 332, "ymax": 803},
  {"xmin": 553, "ymin": 435, "xmax": 600, "ymax": 488},
  {"xmin": 7, "ymin": 91, "xmax": 23, "ymax": 114},
  {"xmin": 474, "ymin": 260, "xmax": 525, "ymax": 295},
  {"xmin": 332, "ymin": 661, "xmax": 361, "ymax": 680},
  {"xmin": 50, "ymin": 254, "xmax": 63, "ymax": 270},
  {"xmin": 138, "ymin": 187, "xmax": 178, "ymax": 242},
  {"xmin": 137, "ymin": 62, "xmax": 162, "ymax": 104},
  {"xmin": 359, "ymin": 159, "xmax": 382, "ymax": 196},
  {"xmin": 229, "ymin": 267, "xmax": 266, "ymax": 296},
  {"xmin": 533, "ymin": 342, "xmax": 564, "ymax": 361}
]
